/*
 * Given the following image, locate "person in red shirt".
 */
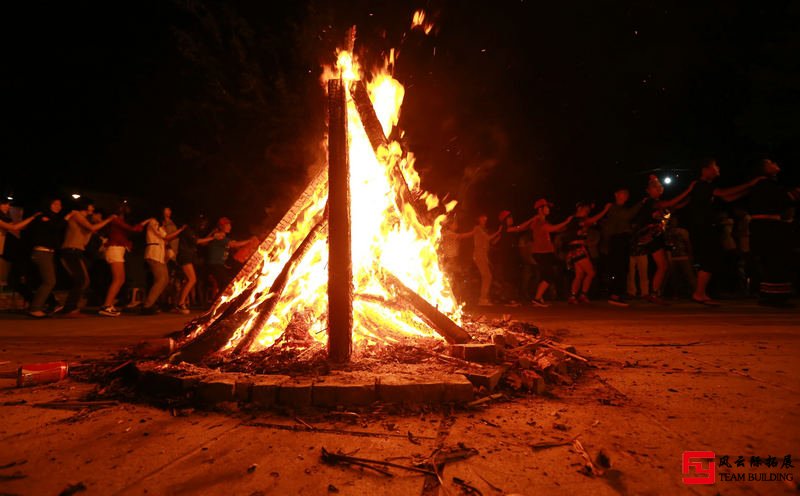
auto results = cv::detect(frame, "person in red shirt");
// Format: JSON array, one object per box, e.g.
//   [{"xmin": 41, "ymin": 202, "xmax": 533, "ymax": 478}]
[
  {"xmin": 529, "ymin": 199, "xmax": 573, "ymax": 307},
  {"xmin": 99, "ymin": 204, "xmax": 149, "ymax": 317}
]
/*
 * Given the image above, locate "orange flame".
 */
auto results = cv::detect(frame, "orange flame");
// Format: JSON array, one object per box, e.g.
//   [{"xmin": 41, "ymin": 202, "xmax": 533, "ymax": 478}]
[
  {"xmin": 411, "ymin": 9, "xmax": 434, "ymax": 35},
  {"xmin": 197, "ymin": 47, "xmax": 460, "ymax": 354}
]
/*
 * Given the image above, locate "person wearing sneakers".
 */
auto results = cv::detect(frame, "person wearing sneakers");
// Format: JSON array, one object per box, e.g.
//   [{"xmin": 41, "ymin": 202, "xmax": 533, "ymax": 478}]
[
  {"xmin": 601, "ymin": 188, "xmax": 642, "ymax": 307},
  {"xmin": 26, "ymin": 198, "xmax": 67, "ymax": 318},
  {"xmin": 564, "ymin": 201, "xmax": 612, "ymax": 304},
  {"xmin": 59, "ymin": 199, "xmax": 115, "ymax": 316},
  {"xmin": 631, "ymin": 176, "xmax": 671, "ymax": 304},
  {"xmin": 529, "ymin": 199, "xmax": 573, "ymax": 307},
  {"xmin": 455, "ymin": 214, "xmax": 501, "ymax": 306},
  {"xmin": 141, "ymin": 217, "xmax": 185, "ymax": 315},
  {"xmin": 174, "ymin": 215, "xmax": 216, "ymax": 314},
  {"xmin": 99, "ymin": 204, "xmax": 149, "ymax": 317}
]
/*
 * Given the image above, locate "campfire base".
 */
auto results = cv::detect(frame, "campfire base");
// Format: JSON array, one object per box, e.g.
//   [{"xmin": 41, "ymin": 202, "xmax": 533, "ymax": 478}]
[
  {"xmin": 119, "ymin": 318, "xmax": 587, "ymax": 412},
  {"xmin": 133, "ymin": 363, "xmax": 477, "ymax": 410}
]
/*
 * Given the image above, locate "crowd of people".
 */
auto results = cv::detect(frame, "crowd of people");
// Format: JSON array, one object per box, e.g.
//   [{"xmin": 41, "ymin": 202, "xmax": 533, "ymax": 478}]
[
  {"xmin": 443, "ymin": 158, "xmax": 800, "ymax": 308},
  {"xmin": 0, "ymin": 199, "xmax": 258, "ymax": 318},
  {"xmin": 1, "ymin": 158, "xmax": 798, "ymax": 318}
]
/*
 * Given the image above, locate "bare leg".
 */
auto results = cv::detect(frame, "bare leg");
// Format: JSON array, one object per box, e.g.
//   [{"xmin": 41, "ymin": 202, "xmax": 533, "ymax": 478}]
[
  {"xmin": 571, "ymin": 265, "xmax": 584, "ymax": 295},
  {"xmin": 627, "ymin": 257, "xmax": 637, "ymax": 296},
  {"xmin": 474, "ymin": 256, "xmax": 492, "ymax": 303},
  {"xmin": 636, "ymin": 255, "xmax": 650, "ymax": 297},
  {"xmin": 580, "ymin": 259, "xmax": 596, "ymax": 294},
  {"xmin": 535, "ymin": 280, "xmax": 549, "ymax": 301},
  {"xmin": 178, "ymin": 264, "xmax": 196, "ymax": 306},
  {"xmin": 651, "ymin": 249, "xmax": 668, "ymax": 295},
  {"xmin": 103, "ymin": 262, "xmax": 126, "ymax": 307},
  {"xmin": 693, "ymin": 270, "xmax": 712, "ymax": 301}
]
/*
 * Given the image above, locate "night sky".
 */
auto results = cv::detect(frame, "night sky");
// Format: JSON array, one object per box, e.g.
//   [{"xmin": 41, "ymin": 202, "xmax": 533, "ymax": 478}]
[{"xmin": 3, "ymin": 0, "xmax": 799, "ymax": 231}]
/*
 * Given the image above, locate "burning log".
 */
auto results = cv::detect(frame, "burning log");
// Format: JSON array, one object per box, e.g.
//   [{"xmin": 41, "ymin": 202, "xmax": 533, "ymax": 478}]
[
  {"xmin": 184, "ymin": 167, "xmax": 328, "ymax": 336},
  {"xmin": 349, "ymin": 80, "xmax": 389, "ymax": 151},
  {"xmin": 328, "ymin": 78, "xmax": 353, "ymax": 363},
  {"xmin": 384, "ymin": 272, "xmax": 471, "ymax": 344},
  {"xmin": 349, "ymin": 80, "xmax": 432, "ymax": 223},
  {"xmin": 172, "ymin": 215, "xmax": 329, "ymax": 364},
  {"xmin": 232, "ymin": 217, "xmax": 329, "ymax": 355}
]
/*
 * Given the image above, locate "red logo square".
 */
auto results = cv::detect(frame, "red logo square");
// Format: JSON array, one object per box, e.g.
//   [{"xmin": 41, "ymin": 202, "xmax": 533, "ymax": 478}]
[{"xmin": 682, "ymin": 451, "xmax": 716, "ymax": 484}]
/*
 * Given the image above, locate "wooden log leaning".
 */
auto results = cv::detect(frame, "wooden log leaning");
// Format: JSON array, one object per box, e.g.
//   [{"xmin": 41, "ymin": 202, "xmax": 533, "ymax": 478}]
[
  {"xmin": 178, "ymin": 283, "xmax": 258, "ymax": 340},
  {"xmin": 348, "ymin": 80, "xmax": 432, "ymax": 224},
  {"xmin": 384, "ymin": 272, "xmax": 471, "ymax": 344},
  {"xmin": 172, "ymin": 214, "xmax": 329, "ymax": 364},
  {"xmin": 231, "ymin": 215, "xmax": 329, "ymax": 355},
  {"xmin": 182, "ymin": 166, "xmax": 328, "ymax": 335}
]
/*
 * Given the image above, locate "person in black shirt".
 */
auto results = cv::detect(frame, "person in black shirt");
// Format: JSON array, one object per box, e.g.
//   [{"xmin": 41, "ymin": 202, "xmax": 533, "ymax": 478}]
[
  {"xmin": 748, "ymin": 159, "xmax": 800, "ymax": 307},
  {"xmin": 631, "ymin": 176, "xmax": 670, "ymax": 304},
  {"xmin": 174, "ymin": 215, "xmax": 216, "ymax": 314},
  {"xmin": 662, "ymin": 159, "xmax": 764, "ymax": 305},
  {"xmin": 493, "ymin": 210, "xmax": 535, "ymax": 303},
  {"xmin": 26, "ymin": 198, "xmax": 67, "ymax": 317}
]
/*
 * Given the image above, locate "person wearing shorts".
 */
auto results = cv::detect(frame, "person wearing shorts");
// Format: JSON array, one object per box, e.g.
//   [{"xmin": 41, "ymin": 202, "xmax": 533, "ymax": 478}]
[
  {"xmin": 563, "ymin": 201, "xmax": 612, "ymax": 304},
  {"xmin": 174, "ymin": 216, "xmax": 215, "ymax": 314},
  {"xmin": 529, "ymin": 198, "xmax": 573, "ymax": 307},
  {"xmin": 99, "ymin": 204, "xmax": 148, "ymax": 316}
]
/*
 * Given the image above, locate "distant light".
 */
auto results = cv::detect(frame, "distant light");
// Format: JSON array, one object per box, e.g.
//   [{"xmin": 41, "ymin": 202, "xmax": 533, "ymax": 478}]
[
  {"xmin": 72, "ymin": 193, "xmax": 81, "ymax": 200},
  {"xmin": 663, "ymin": 176, "xmax": 672, "ymax": 185},
  {"xmin": 6, "ymin": 196, "xmax": 12, "ymax": 201}
]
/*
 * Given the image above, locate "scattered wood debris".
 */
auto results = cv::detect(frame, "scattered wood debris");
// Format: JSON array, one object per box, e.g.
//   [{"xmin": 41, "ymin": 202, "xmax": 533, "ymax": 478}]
[{"xmin": 321, "ymin": 447, "xmax": 436, "ymax": 477}]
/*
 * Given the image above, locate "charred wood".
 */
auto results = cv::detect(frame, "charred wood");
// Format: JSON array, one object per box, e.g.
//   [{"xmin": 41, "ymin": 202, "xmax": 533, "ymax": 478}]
[
  {"xmin": 233, "ymin": 215, "xmax": 330, "ymax": 355},
  {"xmin": 349, "ymin": 80, "xmax": 433, "ymax": 224},
  {"xmin": 384, "ymin": 272, "xmax": 471, "ymax": 344},
  {"xmin": 328, "ymin": 78, "xmax": 353, "ymax": 364},
  {"xmin": 183, "ymin": 166, "xmax": 328, "ymax": 336},
  {"xmin": 173, "ymin": 215, "xmax": 328, "ymax": 363}
]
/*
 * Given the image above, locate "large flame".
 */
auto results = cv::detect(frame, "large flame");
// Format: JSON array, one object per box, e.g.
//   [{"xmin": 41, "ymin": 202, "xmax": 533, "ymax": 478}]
[{"xmin": 195, "ymin": 47, "xmax": 460, "ymax": 354}]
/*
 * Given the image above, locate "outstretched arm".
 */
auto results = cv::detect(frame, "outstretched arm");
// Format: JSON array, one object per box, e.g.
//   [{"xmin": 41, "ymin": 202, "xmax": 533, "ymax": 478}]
[
  {"xmin": 584, "ymin": 203, "xmax": 612, "ymax": 226},
  {"xmin": 69, "ymin": 212, "xmax": 116, "ymax": 233},
  {"xmin": 0, "ymin": 212, "xmax": 40, "ymax": 231},
  {"xmin": 164, "ymin": 225, "xmax": 187, "ymax": 242},
  {"xmin": 659, "ymin": 181, "xmax": 696, "ymax": 208},
  {"xmin": 196, "ymin": 235, "xmax": 216, "ymax": 246},
  {"xmin": 546, "ymin": 215, "xmax": 574, "ymax": 233},
  {"xmin": 714, "ymin": 176, "xmax": 766, "ymax": 202},
  {"xmin": 454, "ymin": 228, "xmax": 475, "ymax": 240},
  {"xmin": 229, "ymin": 236, "xmax": 257, "ymax": 249},
  {"xmin": 507, "ymin": 215, "xmax": 536, "ymax": 233}
]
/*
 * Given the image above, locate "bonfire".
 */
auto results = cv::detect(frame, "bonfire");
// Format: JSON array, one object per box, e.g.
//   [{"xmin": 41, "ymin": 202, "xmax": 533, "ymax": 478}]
[{"xmin": 172, "ymin": 24, "xmax": 471, "ymax": 368}]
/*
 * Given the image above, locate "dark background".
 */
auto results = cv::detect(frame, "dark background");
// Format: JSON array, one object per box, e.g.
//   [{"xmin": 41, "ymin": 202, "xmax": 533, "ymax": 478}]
[{"xmin": 2, "ymin": 0, "xmax": 799, "ymax": 231}]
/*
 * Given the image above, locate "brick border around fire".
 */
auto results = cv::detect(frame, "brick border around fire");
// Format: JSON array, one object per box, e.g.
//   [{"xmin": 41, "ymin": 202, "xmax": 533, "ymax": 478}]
[{"xmin": 132, "ymin": 362, "xmax": 489, "ymax": 410}]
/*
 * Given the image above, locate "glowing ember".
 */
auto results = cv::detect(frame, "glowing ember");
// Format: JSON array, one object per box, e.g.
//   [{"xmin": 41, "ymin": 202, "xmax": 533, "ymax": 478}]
[{"xmin": 187, "ymin": 39, "xmax": 461, "ymax": 356}]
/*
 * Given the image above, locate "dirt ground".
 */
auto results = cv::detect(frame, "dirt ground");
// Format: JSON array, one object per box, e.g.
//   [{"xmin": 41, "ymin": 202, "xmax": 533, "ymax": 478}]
[{"xmin": 0, "ymin": 302, "xmax": 798, "ymax": 495}]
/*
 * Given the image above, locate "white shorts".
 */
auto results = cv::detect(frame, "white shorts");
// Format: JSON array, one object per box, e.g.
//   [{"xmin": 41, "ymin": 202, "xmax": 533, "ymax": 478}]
[{"xmin": 105, "ymin": 246, "xmax": 126, "ymax": 264}]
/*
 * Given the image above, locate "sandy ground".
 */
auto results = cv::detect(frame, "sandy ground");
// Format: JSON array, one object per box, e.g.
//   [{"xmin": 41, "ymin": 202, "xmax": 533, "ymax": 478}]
[{"xmin": 0, "ymin": 302, "xmax": 798, "ymax": 496}]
